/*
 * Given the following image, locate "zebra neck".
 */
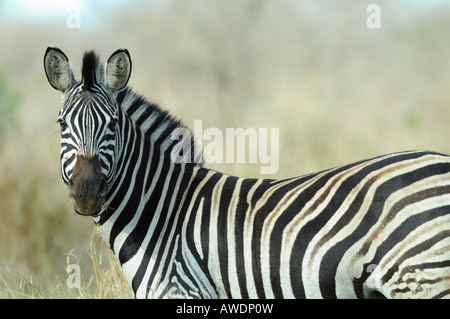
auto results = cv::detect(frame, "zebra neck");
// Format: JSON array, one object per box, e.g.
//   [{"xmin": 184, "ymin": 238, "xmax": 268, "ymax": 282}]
[{"xmin": 114, "ymin": 87, "xmax": 200, "ymax": 165}]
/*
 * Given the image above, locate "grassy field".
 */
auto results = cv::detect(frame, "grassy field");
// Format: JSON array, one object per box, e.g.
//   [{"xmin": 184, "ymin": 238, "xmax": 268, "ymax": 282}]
[{"xmin": 0, "ymin": 0, "xmax": 449, "ymax": 298}]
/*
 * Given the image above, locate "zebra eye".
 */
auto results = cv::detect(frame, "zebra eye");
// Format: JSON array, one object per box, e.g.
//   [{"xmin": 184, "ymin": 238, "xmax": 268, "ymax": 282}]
[
  {"xmin": 57, "ymin": 119, "xmax": 67, "ymax": 130},
  {"xmin": 108, "ymin": 118, "xmax": 119, "ymax": 130}
]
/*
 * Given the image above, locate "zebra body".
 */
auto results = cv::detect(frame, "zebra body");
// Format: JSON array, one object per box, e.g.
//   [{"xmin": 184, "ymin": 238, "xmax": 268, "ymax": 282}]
[{"xmin": 44, "ymin": 47, "xmax": 450, "ymax": 299}]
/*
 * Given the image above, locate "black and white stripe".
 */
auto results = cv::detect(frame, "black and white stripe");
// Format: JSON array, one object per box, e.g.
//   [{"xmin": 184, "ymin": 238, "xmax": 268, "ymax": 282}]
[{"xmin": 45, "ymin": 48, "xmax": 450, "ymax": 299}]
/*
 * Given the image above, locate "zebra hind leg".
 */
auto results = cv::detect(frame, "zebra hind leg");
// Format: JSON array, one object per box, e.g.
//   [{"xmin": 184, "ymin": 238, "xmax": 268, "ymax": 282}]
[{"xmin": 363, "ymin": 263, "xmax": 450, "ymax": 299}]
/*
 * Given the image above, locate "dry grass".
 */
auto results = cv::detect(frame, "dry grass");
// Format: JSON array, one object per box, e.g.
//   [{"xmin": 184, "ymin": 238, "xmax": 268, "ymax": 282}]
[
  {"xmin": 0, "ymin": 230, "xmax": 133, "ymax": 299},
  {"xmin": 0, "ymin": 267, "xmax": 44, "ymax": 299},
  {"xmin": 62, "ymin": 230, "xmax": 133, "ymax": 299},
  {"xmin": 0, "ymin": 0, "xmax": 449, "ymax": 298}
]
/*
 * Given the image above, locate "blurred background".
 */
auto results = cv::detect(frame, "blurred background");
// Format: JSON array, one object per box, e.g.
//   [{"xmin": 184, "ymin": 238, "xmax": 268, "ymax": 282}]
[{"xmin": 0, "ymin": 0, "xmax": 449, "ymax": 298}]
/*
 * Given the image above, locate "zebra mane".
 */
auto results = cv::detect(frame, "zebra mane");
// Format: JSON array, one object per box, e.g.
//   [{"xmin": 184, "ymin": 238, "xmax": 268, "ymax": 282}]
[
  {"xmin": 116, "ymin": 87, "xmax": 202, "ymax": 166},
  {"xmin": 81, "ymin": 51, "xmax": 104, "ymax": 91}
]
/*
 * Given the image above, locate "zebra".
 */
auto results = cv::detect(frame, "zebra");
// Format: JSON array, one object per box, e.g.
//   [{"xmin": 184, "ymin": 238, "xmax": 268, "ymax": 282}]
[{"xmin": 44, "ymin": 47, "xmax": 450, "ymax": 299}]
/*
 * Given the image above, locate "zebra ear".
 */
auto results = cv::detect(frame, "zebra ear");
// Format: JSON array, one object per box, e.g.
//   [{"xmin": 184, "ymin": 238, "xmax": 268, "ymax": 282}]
[
  {"xmin": 44, "ymin": 47, "xmax": 76, "ymax": 92},
  {"xmin": 105, "ymin": 49, "xmax": 132, "ymax": 92}
]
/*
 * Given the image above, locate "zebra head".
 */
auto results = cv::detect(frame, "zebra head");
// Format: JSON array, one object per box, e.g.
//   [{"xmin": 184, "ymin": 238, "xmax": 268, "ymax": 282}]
[{"xmin": 44, "ymin": 47, "xmax": 132, "ymax": 216}]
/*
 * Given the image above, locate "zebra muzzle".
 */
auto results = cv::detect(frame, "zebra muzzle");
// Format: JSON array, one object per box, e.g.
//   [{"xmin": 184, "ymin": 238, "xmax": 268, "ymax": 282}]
[{"xmin": 68, "ymin": 155, "xmax": 107, "ymax": 216}]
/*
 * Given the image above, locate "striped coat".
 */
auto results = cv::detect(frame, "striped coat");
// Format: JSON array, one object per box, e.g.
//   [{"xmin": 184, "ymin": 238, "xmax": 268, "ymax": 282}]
[{"xmin": 44, "ymin": 47, "xmax": 450, "ymax": 299}]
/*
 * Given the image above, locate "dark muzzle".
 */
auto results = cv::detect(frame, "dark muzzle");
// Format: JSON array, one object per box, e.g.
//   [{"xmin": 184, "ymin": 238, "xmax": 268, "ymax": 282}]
[{"xmin": 68, "ymin": 155, "xmax": 107, "ymax": 216}]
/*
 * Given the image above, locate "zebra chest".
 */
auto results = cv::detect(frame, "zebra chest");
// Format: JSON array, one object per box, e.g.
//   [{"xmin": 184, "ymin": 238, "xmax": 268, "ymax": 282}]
[{"xmin": 118, "ymin": 234, "xmax": 219, "ymax": 299}]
